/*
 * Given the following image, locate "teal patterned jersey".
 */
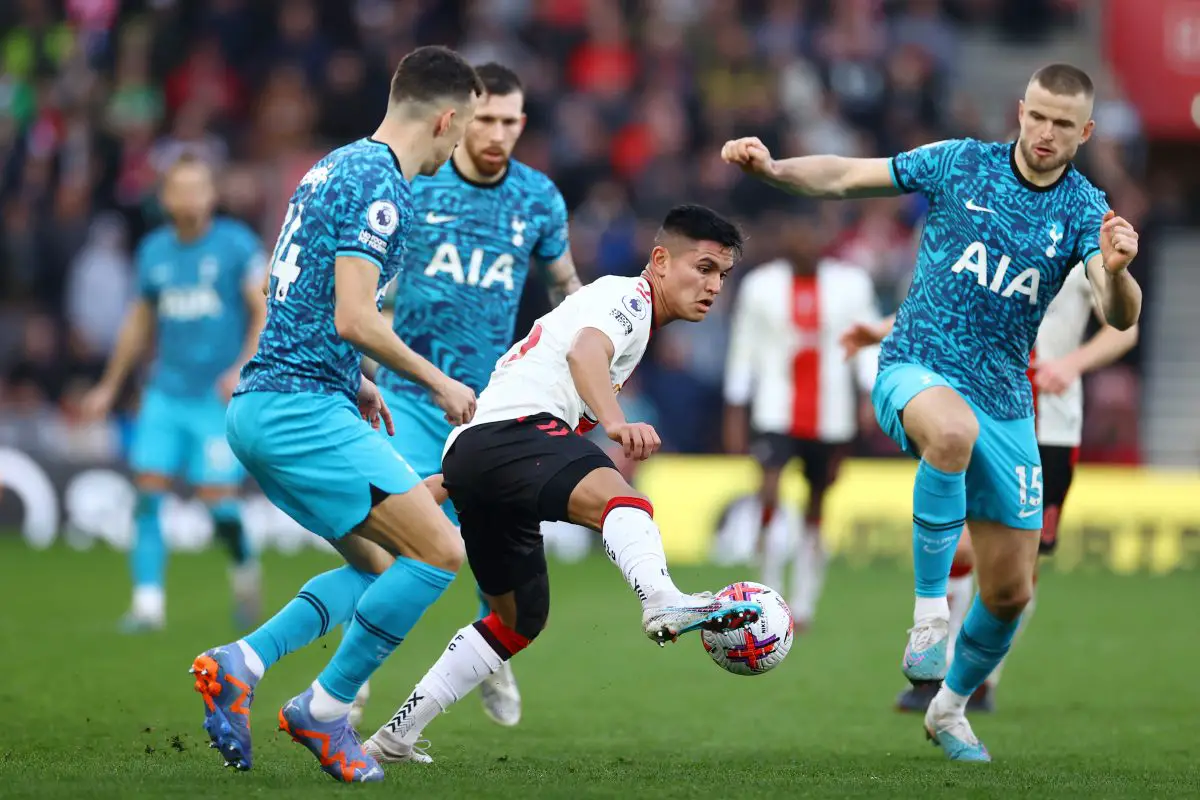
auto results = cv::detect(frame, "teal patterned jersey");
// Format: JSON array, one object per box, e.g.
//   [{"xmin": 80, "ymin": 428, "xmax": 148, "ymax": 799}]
[
  {"xmin": 376, "ymin": 158, "xmax": 568, "ymax": 403},
  {"xmin": 237, "ymin": 138, "xmax": 413, "ymax": 400},
  {"xmin": 880, "ymin": 139, "xmax": 1108, "ymax": 420},
  {"xmin": 136, "ymin": 217, "xmax": 265, "ymax": 398}
]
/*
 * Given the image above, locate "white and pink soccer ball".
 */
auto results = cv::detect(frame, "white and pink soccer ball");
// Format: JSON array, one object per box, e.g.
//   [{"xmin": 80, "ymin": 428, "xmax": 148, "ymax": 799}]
[{"xmin": 701, "ymin": 581, "xmax": 794, "ymax": 676}]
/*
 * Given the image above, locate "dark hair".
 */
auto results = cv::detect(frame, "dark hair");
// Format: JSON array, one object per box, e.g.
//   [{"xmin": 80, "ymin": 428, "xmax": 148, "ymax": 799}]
[
  {"xmin": 390, "ymin": 46, "xmax": 484, "ymax": 107},
  {"xmin": 657, "ymin": 204, "xmax": 744, "ymax": 259},
  {"xmin": 474, "ymin": 62, "xmax": 523, "ymax": 96},
  {"xmin": 163, "ymin": 152, "xmax": 211, "ymax": 178},
  {"xmin": 1030, "ymin": 63, "xmax": 1094, "ymax": 98}
]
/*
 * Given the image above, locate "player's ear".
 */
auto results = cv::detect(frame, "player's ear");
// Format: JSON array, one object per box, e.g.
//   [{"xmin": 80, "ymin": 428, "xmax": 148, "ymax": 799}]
[
  {"xmin": 649, "ymin": 245, "xmax": 670, "ymax": 275},
  {"xmin": 1079, "ymin": 118, "xmax": 1095, "ymax": 145},
  {"xmin": 434, "ymin": 108, "xmax": 456, "ymax": 137},
  {"xmin": 517, "ymin": 113, "xmax": 527, "ymax": 136}
]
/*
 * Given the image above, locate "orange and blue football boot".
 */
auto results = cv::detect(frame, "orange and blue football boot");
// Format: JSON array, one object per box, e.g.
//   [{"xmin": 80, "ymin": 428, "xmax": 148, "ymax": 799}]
[
  {"xmin": 279, "ymin": 687, "xmax": 384, "ymax": 783},
  {"xmin": 190, "ymin": 645, "xmax": 257, "ymax": 770}
]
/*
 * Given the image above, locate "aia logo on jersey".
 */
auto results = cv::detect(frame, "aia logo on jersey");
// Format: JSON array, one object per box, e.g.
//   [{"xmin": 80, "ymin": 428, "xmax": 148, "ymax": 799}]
[
  {"xmin": 425, "ymin": 243, "xmax": 516, "ymax": 291},
  {"xmin": 951, "ymin": 241, "xmax": 1041, "ymax": 305}
]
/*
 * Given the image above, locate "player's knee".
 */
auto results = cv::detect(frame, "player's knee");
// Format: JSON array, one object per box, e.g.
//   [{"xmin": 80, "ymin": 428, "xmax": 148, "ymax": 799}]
[
  {"xmin": 512, "ymin": 572, "xmax": 550, "ymax": 641},
  {"xmin": 981, "ymin": 578, "xmax": 1033, "ymax": 620},
  {"xmin": 424, "ymin": 526, "xmax": 465, "ymax": 573},
  {"xmin": 924, "ymin": 415, "xmax": 978, "ymax": 469}
]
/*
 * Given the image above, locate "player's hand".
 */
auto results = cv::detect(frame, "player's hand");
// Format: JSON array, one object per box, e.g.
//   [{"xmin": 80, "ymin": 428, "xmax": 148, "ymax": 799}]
[
  {"xmin": 1100, "ymin": 210, "xmax": 1139, "ymax": 273},
  {"xmin": 720, "ymin": 137, "xmax": 775, "ymax": 178},
  {"xmin": 216, "ymin": 367, "xmax": 241, "ymax": 401},
  {"xmin": 839, "ymin": 320, "xmax": 889, "ymax": 361},
  {"xmin": 432, "ymin": 377, "xmax": 476, "ymax": 426},
  {"xmin": 79, "ymin": 382, "xmax": 117, "ymax": 422},
  {"xmin": 1030, "ymin": 357, "xmax": 1080, "ymax": 396},
  {"xmin": 357, "ymin": 376, "xmax": 395, "ymax": 435},
  {"xmin": 606, "ymin": 421, "xmax": 661, "ymax": 462}
]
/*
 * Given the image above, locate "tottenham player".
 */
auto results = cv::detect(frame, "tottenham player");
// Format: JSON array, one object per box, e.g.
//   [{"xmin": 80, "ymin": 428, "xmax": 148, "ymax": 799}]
[
  {"xmin": 362, "ymin": 205, "xmax": 760, "ymax": 764},
  {"xmin": 723, "ymin": 63, "xmax": 1142, "ymax": 760},
  {"xmin": 80, "ymin": 154, "xmax": 266, "ymax": 632},
  {"xmin": 186, "ymin": 47, "xmax": 482, "ymax": 783},
  {"xmin": 723, "ymin": 209, "xmax": 880, "ymax": 631},
  {"xmin": 888, "ymin": 261, "xmax": 1139, "ymax": 712},
  {"xmin": 366, "ymin": 62, "xmax": 580, "ymax": 730}
]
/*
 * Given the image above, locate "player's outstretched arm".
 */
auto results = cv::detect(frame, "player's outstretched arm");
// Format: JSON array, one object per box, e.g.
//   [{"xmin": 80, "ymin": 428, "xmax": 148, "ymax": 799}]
[
  {"xmin": 544, "ymin": 251, "xmax": 582, "ymax": 306},
  {"xmin": 1031, "ymin": 319, "xmax": 1139, "ymax": 395},
  {"xmin": 1087, "ymin": 211, "xmax": 1142, "ymax": 331},
  {"xmin": 334, "ymin": 255, "xmax": 476, "ymax": 425},
  {"xmin": 80, "ymin": 298, "xmax": 155, "ymax": 420},
  {"xmin": 219, "ymin": 280, "xmax": 269, "ymax": 399},
  {"xmin": 721, "ymin": 137, "xmax": 900, "ymax": 199},
  {"xmin": 567, "ymin": 328, "xmax": 660, "ymax": 461}
]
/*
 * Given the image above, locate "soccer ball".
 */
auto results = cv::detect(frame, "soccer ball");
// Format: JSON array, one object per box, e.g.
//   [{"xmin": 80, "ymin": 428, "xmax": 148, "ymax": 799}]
[{"xmin": 701, "ymin": 582, "xmax": 794, "ymax": 676}]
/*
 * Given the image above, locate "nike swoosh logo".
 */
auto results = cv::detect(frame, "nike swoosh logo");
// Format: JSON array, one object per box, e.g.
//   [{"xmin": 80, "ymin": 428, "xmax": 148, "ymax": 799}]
[
  {"xmin": 425, "ymin": 213, "xmax": 457, "ymax": 224},
  {"xmin": 1018, "ymin": 509, "xmax": 1040, "ymax": 519},
  {"xmin": 964, "ymin": 200, "xmax": 994, "ymax": 213}
]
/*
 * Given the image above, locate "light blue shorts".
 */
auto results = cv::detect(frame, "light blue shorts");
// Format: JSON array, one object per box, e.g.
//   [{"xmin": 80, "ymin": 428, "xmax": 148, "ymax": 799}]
[
  {"xmin": 377, "ymin": 384, "xmax": 458, "ymax": 525},
  {"xmin": 129, "ymin": 387, "xmax": 243, "ymax": 486},
  {"xmin": 226, "ymin": 390, "xmax": 421, "ymax": 540},
  {"xmin": 872, "ymin": 363, "xmax": 1043, "ymax": 530}
]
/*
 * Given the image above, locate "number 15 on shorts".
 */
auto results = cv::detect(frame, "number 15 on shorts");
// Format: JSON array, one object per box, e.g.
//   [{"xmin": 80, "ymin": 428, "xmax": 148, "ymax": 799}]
[{"xmin": 1015, "ymin": 465, "xmax": 1043, "ymax": 512}]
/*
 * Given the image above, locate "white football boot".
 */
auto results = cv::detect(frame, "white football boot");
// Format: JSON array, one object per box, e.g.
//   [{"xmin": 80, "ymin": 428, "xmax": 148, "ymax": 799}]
[
  {"xmin": 641, "ymin": 590, "xmax": 761, "ymax": 646},
  {"xmin": 479, "ymin": 661, "xmax": 521, "ymax": 727}
]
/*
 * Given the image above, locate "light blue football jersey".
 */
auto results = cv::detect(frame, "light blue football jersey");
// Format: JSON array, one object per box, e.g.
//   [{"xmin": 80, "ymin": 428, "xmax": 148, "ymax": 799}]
[
  {"xmin": 880, "ymin": 139, "xmax": 1108, "ymax": 420},
  {"xmin": 237, "ymin": 138, "xmax": 413, "ymax": 401},
  {"xmin": 136, "ymin": 217, "xmax": 264, "ymax": 397},
  {"xmin": 376, "ymin": 158, "xmax": 569, "ymax": 403}
]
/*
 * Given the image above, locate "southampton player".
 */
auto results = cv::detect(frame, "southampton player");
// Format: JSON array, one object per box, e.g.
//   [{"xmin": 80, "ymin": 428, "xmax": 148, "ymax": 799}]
[
  {"xmin": 886, "ymin": 261, "xmax": 1139, "ymax": 712},
  {"xmin": 723, "ymin": 209, "xmax": 880, "ymax": 631},
  {"xmin": 723, "ymin": 63, "xmax": 1142, "ymax": 760},
  {"xmin": 368, "ymin": 62, "xmax": 580, "ymax": 729},
  {"xmin": 81, "ymin": 155, "xmax": 266, "ymax": 632},
  {"xmin": 187, "ymin": 47, "xmax": 481, "ymax": 783},
  {"xmin": 362, "ymin": 206, "xmax": 760, "ymax": 764}
]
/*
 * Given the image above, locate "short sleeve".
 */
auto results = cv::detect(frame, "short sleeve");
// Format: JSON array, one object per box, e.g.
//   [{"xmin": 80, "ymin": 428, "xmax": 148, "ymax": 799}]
[
  {"xmin": 335, "ymin": 164, "xmax": 410, "ymax": 271},
  {"xmin": 135, "ymin": 239, "xmax": 157, "ymax": 299},
  {"xmin": 577, "ymin": 279, "xmax": 651, "ymax": 361},
  {"xmin": 238, "ymin": 227, "xmax": 268, "ymax": 288},
  {"xmin": 889, "ymin": 139, "xmax": 969, "ymax": 197},
  {"xmin": 533, "ymin": 187, "xmax": 570, "ymax": 264},
  {"xmin": 1074, "ymin": 188, "xmax": 1108, "ymax": 266}
]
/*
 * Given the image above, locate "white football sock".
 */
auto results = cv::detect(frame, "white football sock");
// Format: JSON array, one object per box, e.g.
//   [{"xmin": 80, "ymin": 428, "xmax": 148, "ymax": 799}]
[
  {"xmin": 935, "ymin": 683, "xmax": 970, "ymax": 715},
  {"xmin": 374, "ymin": 623, "xmax": 504, "ymax": 746},
  {"xmin": 133, "ymin": 585, "xmax": 165, "ymax": 622},
  {"xmin": 601, "ymin": 507, "xmax": 680, "ymax": 606},
  {"xmin": 946, "ymin": 573, "xmax": 974, "ymax": 665},
  {"xmin": 235, "ymin": 639, "xmax": 265, "ymax": 679},
  {"xmin": 309, "ymin": 679, "xmax": 352, "ymax": 722},
  {"xmin": 914, "ymin": 595, "xmax": 949, "ymax": 623},
  {"xmin": 789, "ymin": 526, "xmax": 827, "ymax": 624},
  {"xmin": 987, "ymin": 588, "xmax": 1036, "ymax": 687}
]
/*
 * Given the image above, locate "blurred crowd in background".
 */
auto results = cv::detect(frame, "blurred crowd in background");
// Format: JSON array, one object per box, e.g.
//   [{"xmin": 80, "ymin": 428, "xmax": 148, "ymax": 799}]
[{"xmin": 0, "ymin": 0, "xmax": 1162, "ymax": 463}]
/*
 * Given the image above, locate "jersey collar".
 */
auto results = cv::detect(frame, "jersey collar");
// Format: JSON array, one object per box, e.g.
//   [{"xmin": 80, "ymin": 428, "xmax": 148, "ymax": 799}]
[
  {"xmin": 451, "ymin": 153, "xmax": 510, "ymax": 189},
  {"xmin": 367, "ymin": 137, "xmax": 405, "ymax": 179},
  {"xmin": 1009, "ymin": 141, "xmax": 1072, "ymax": 193}
]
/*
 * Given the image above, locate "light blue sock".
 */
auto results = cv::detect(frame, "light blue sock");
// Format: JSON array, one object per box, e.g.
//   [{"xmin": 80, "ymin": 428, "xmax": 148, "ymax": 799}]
[
  {"xmin": 209, "ymin": 497, "xmax": 253, "ymax": 565},
  {"xmin": 912, "ymin": 460, "xmax": 967, "ymax": 598},
  {"xmin": 945, "ymin": 596, "xmax": 1020, "ymax": 696},
  {"xmin": 243, "ymin": 566, "xmax": 376, "ymax": 671},
  {"xmin": 318, "ymin": 557, "xmax": 455, "ymax": 702},
  {"xmin": 131, "ymin": 491, "xmax": 166, "ymax": 589}
]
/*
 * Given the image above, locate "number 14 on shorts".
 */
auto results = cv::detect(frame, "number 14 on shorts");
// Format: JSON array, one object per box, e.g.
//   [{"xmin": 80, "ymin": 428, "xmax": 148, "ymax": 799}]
[{"xmin": 1015, "ymin": 465, "xmax": 1043, "ymax": 511}]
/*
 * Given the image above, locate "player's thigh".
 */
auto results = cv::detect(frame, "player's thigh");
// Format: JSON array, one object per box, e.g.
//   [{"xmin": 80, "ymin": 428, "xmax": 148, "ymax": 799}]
[
  {"xmin": 443, "ymin": 414, "xmax": 615, "ymax": 529},
  {"xmin": 185, "ymin": 395, "xmax": 245, "ymax": 489},
  {"xmin": 749, "ymin": 433, "xmax": 791, "ymax": 504},
  {"xmin": 966, "ymin": 518, "xmax": 1038, "ymax": 610},
  {"xmin": 963, "ymin": 408, "xmax": 1042, "ymax": 531},
  {"xmin": 225, "ymin": 390, "xmax": 424, "ymax": 542},
  {"xmin": 1037, "ymin": 443, "xmax": 1077, "ymax": 555},
  {"xmin": 871, "ymin": 363, "xmax": 975, "ymax": 458},
  {"xmin": 459, "ymin": 504, "xmax": 546, "ymax": 604},
  {"xmin": 567, "ymin": 466, "xmax": 657, "ymax": 532},
  {"xmin": 377, "ymin": 386, "xmax": 459, "ymax": 523},
  {"xmin": 129, "ymin": 388, "xmax": 187, "ymax": 481},
  {"xmin": 358, "ymin": 482, "xmax": 464, "ymax": 572}
]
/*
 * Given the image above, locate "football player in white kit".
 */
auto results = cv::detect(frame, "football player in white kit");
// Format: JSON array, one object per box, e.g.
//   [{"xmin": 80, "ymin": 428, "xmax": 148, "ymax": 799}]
[
  {"xmin": 361, "ymin": 205, "xmax": 763, "ymax": 764},
  {"xmin": 849, "ymin": 262, "xmax": 1140, "ymax": 712},
  {"xmin": 724, "ymin": 209, "xmax": 881, "ymax": 631}
]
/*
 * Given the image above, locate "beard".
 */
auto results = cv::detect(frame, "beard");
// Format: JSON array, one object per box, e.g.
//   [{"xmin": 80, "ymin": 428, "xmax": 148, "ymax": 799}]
[
  {"xmin": 1019, "ymin": 138, "xmax": 1074, "ymax": 174},
  {"xmin": 465, "ymin": 143, "xmax": 509, "ymax": 177}
]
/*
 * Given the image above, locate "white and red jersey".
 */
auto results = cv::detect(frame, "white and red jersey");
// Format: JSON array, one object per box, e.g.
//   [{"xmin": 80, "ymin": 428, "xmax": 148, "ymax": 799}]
[
  {"xmin": 445, "ymin": 275, "xmax": 654, "ymax": 452},
  {"xmin": 724, "ymin": 258, "xmax": 880, "ymax": 443},
  {"xmin": 1032, "ymin": 262, "xmax": 1094, "ymax": 447}
]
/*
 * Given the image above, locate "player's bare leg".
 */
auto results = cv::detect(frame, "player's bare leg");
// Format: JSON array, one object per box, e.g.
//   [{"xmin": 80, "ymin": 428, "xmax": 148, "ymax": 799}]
[
  {"xmin": 568, "ymin": 467, "xmax": 762, "ymax": 645},
  {"xmin": 924, "ymin": 520, "xmax": 1037, "ymax": 762},
  {"xmin": 790, "ymin": 476, "xmax": 832, "ymax": 633},
  {"xmin": 755, "ymin": 465, "xmax": 786, "ymax": 595},
  {"xmin": 899, "ymin": 387, "xmax": 977, "ymax": 685}
]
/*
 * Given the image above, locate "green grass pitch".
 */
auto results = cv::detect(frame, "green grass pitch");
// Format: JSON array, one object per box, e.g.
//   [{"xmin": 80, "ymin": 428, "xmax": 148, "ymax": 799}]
[{"xmin": 1, "ymin": 538, "xmax": 1197, "ymax": 798}]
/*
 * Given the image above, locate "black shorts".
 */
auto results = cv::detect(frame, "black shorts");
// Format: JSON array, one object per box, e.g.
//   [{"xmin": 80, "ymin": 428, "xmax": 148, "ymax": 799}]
[
  {"xmin": 1037, "ymin": 443, "xmax": 1077, "ymax": 555},
  {"xmin": 750, "ymin": 433, "xmax": 847, "ymax": 491},
  {"xmin": 442, "ymin": 413, "xmax": 614, "ymax": 595}
]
